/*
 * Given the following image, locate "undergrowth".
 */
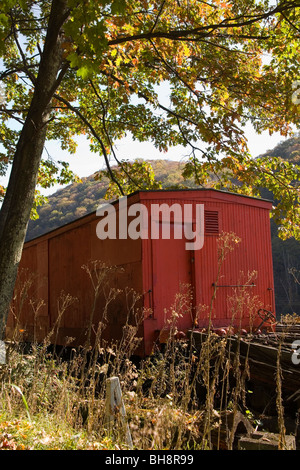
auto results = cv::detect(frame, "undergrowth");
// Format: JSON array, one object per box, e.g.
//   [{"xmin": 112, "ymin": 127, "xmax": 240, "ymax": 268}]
[
  {"xmin": 0, "ymin": 331, "xmax": 253, "ymax": 450},
  {"xmin": 0, "ymin": 234, "xmax": 295, "ymax": 450}
]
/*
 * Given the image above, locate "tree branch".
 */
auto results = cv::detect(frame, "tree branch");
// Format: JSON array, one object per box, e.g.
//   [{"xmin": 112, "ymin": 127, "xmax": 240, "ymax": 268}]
[
  {"xmin": 9, "ymin": 12, "xmax": 37, "ymax": 85},
  {"xmin": 107, "ymin": 2, "xmax": 300, "ymax": 46},
  {"xmin": 280, "ymin": 10, "xmax": 300, "ymax": 32},
  {"xmin": 89, "ymin": 80, "xmax": 143, "ymax": 191},
  {"xmin": 53, "ymin": 92, "xmax": 124, "ymax": 195},
  {"xmin": 150, "ymin": 0, "xmax": 167, "ymax": 33}
]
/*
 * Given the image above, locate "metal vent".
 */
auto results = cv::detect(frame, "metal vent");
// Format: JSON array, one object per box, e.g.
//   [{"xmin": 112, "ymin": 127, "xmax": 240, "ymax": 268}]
[{"xmin": 205, "ymin": 210, "xmax": 219, "ymax": 234}]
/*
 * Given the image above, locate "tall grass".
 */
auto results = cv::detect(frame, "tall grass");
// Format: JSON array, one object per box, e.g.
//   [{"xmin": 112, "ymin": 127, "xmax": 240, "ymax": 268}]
[{"xmin": 0, "ymin": 235, "xmax": 293, "ymax": 450}]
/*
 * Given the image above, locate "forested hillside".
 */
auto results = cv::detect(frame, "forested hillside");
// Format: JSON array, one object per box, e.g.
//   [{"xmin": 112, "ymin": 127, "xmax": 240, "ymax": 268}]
[
  {"xmin": 26, "ymin": 139, "xmax": 300, "ymax": 317},
  {"xmin": 260, "ymin": 135, "xmax": 300, "ymax": 317},
  {"xmin": 25, "ymin": 159, "xmax": 192, "ymax": 240}
]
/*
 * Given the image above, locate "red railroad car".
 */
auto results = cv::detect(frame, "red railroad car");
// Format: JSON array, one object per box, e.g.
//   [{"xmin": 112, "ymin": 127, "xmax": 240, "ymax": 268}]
[{"xmin": 6, "ymin": 189, "xmax": 276, "ymax": 355}]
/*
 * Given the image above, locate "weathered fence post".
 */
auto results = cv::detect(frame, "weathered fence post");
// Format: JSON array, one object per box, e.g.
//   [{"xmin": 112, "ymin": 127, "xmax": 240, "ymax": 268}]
[
  {"xmin": 0, "ymin": 340, "xmax": 6, "ymax": 364},
  {"xmin": 105, "ymin": 376, "xmax": 133, "ymax": 449}
]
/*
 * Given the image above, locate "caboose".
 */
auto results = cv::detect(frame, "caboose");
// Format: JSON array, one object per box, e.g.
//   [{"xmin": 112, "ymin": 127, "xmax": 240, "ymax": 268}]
[{"xmin": 6, "ymin": 189, "xmax": 276, "ymax": 355}]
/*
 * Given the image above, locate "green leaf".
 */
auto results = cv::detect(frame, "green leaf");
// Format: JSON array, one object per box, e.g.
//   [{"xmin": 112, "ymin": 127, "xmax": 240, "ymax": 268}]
[
  {"xmin": 11, "ymin": 385, "xmax": 31, "ymax": 422},
  {"xmin": 77, "ymin": 65, "xmax": 93, "ymax": 80}
]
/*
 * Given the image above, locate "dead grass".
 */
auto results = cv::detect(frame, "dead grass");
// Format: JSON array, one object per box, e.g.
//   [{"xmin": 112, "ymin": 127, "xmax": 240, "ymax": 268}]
[{"xmin": 0, "ymin": 234, "xmax": 295, "ymax": 450}]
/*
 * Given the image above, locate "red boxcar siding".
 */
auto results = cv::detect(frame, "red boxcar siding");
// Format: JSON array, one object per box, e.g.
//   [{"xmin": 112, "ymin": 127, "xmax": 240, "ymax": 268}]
[
  {"xmin": 139, "ymin": 191, "xmax": 275, "ymax": 354},
  {"xmin": 6, "ymin": 190, "xmax": 275, "ymax": 356},
  {"xmin": 7, "ymin": 208, "xmax": 144, "ymax": 348}
]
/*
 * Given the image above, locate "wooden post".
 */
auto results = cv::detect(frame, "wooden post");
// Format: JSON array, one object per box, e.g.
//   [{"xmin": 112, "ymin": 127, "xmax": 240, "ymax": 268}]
[
  {"xmin": 105, "ymin": 376, "xmax": 133, "ymax": 449},
  {"xmin": 0, "ymin": 340, "xmax": 5, "ymax": 364}
]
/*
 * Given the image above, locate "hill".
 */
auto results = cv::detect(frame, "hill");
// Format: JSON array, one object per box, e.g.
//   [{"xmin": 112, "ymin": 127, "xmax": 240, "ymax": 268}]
[
  {"xmin": 25, "ymin": 144, "xmax": 300, "ymax": 316},
  {"xmin": 259, "ymin": 134, "xmax": 300, "ymax": 164},
  {"xmin": 256, "ymin": 134, "xmax": 300, "ymax": 316},
  {"xmin": 263, "ymin": 135, "xmax": 300, "ymax": 316}
]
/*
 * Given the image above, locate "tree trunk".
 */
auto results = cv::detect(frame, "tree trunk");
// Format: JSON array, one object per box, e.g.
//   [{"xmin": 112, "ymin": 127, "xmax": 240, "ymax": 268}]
[{"xmin": 0, "ymin": 0, "xmax": 69, "ymax": 339}]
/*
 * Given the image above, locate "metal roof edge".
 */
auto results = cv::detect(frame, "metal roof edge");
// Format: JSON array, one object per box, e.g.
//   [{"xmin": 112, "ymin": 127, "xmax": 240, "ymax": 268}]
[{"xmin": 133, "ymin": 188, "xmax": 273, "ymax": 203}]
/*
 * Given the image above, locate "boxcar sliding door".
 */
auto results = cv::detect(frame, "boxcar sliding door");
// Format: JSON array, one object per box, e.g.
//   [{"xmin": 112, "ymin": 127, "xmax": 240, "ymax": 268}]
[{"xmin": 151, "ymin": 220, "xmax": 195, "ymax": 334}]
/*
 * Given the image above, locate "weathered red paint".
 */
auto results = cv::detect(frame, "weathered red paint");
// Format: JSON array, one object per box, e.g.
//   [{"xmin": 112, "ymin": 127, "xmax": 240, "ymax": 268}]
[{"xmin": 6, "ymin": 189, "xmax": 276, "ymax": 355}]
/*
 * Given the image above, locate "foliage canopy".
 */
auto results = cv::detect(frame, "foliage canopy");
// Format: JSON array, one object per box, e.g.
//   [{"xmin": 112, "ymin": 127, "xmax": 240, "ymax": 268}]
[{"xmin": 0, "ymin": 0, "xmax": 300, "ymax": 237}]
